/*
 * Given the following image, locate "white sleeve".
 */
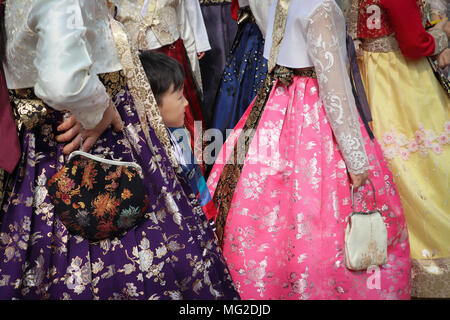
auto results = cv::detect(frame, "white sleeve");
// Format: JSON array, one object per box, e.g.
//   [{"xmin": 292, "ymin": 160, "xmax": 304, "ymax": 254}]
[
  {"xmin": 177, "ymin": 0, "xmax": 202, "ymax": 85},
  {"xmin": 238, "ymin": 0, "xmax": 250, "ymax": 7},
  {"xmin": 178, "ymin": 0, "xmax": 196, "ymax": 54},
  {"xmin": 29, "ymin": 0, "xmax": 110, "ymax": 130},
  {"xmin": 249, "ymin": 0, "xmax": 274, "ymax": 38},
  {"xmin": 306, "ymin": 1, "xmax": 369, "ymax": 175},
  {"xmin": 185, "ymin": 0, "xmax": 211, "ymax": 52}
]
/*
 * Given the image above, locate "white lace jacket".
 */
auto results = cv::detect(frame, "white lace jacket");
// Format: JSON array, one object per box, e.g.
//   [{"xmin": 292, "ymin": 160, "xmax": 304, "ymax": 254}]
[{"xmin": 264, "ymin": 0, "xmax": 369, "ymax": 175}]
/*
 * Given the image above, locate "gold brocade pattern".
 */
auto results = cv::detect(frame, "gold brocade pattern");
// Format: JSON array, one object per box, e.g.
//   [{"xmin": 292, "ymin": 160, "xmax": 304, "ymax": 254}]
[
  {"xmin": 345, "ymin": 0, "xmax": 359, "ymax": 40},
  {"xmin": 99, "ymin": 70, "xmax": 128, "ymax": 99},
  {"xmin": 411, "ymin": 258, "xmax": 450, "ymax": 298},
  {"xmin": 7, "ymin": 71, "xmax": 126, "ymax": 132},
  {"xmin": 361, "ymin": 34, "xmax": 400, "ymax": 52},
  {"xmin": 109, "ymin": 18, "xmax": 178, "ymax": 169},
  {"xmin": 142, "ymin": 1, "xmax": 176, "ymax": 47},
  {"xmin": 8, "ymin": 88, "xmax": 49, "ymax": 131},
  {"xmin": 115, "ymin": 0, "xmax": 179, "ymax": 51},
  {"xmin": 292, "ymin": 67, "xmax": 317, "ymax": 80},
  {"xmin": 267, "ymin": 0, "xmax": 291, "ymax": 73}
]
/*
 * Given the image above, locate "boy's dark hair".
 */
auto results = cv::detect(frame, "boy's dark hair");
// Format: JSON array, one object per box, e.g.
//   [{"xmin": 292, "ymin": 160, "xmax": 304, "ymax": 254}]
[{"xmin": 139, "ymin": 51, "xmax": 185, "ymax": 105}]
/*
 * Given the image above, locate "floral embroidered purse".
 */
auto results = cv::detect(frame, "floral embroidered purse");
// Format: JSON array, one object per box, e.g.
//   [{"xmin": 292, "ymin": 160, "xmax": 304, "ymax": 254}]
[
  {"xmin": 48, "ymin": 150, "xmax": 149, "ymax": 242},
  {"xmin": 344, "ymin": 179, "xmax": 388, "ymax": 271}
]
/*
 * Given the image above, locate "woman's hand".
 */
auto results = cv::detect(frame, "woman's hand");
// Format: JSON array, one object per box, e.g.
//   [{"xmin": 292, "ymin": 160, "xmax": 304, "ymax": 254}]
[
  {"xmin": 56, "ymin": 101, "xmax": 123, "ymax": 155},
  {"xmin": 80, "ymin": 101, "xmax": 124, "ymax": 152},
  {"xmin": 437, "ymin": 48, "xmax": 450, "ymax": 69},
  {"xmin": 56, "ymin": 114, "xmax": 83, "ymax": 155},
  {"xmin": 197, "ymin": 51, "xmax": 205, "ymax": 60},
  {"xmin": 349, "ymin": 171, "xmax": 369, "ymax": 189}
]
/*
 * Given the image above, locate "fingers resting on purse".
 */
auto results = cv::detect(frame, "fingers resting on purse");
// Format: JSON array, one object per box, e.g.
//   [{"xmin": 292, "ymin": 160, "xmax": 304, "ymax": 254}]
[{"xmin": 56, "ymin": 100, "xmax": 124, "ymax": 155}]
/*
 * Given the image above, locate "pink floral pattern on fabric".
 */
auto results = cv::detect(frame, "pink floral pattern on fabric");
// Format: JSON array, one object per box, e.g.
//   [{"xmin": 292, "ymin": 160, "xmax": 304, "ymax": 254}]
[{"xmin": 381, "ymin": 121, "xmax": 450, "ymax": 160}]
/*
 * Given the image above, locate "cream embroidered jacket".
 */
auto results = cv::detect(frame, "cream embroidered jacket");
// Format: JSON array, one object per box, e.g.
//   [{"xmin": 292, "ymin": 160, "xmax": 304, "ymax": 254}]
[
  {"xmin": 112, "ymin": 0, "xmax": 211, "ymax": 89},
  {"xmin": 3, "ymin": 0, "xmax": 122, "ymax": 129}
]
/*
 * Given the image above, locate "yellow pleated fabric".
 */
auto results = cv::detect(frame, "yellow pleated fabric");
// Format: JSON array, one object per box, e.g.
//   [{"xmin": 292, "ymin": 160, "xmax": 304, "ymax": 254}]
[{"xmin": 359, "ymin": 50, "xmax": 450, "ymax": 298}]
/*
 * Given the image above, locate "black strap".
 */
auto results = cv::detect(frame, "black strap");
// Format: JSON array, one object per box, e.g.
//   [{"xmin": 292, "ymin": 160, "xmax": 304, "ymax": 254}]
[{"xmin": 346, "ymin": 34, "xmax": 374, "ymax": 140}]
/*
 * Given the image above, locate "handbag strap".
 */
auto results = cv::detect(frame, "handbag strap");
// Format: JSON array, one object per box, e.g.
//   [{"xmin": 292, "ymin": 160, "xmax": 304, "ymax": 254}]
[
  {"xmin": 69, "ymin": 128, "xmax": 143, "ymax": 174},
  {"xmin": 346, "ymin": 34, "xmax": 375, "ymax": 140},
  {"xmin": 351, "ymin": 178, "xmax": 376, "ymax": 212},
  {"xmin": 68, "ymin": 150, "xmax": 143, "ymax": 174},
  {"xmin": 68, "ymin": 112, "xmax": 143, "ymax": 173}
]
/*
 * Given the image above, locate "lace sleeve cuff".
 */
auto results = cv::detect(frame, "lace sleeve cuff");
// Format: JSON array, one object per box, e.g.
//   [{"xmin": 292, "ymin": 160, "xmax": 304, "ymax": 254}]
[{"xmin": 429, "ymin": 29, "xmax": 448, "ymax": 55}]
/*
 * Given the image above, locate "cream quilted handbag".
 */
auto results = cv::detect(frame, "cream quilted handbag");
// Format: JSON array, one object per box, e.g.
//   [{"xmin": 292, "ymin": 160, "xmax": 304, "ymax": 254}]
[{"xmin": 344, "ymin": 179, "xmax": 388, "ymax": 271}]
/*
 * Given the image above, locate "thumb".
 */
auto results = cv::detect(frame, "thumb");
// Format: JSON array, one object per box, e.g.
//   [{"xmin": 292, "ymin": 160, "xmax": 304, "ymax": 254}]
[{"xmin": 111, "ymin": 107, "xmax": 124, "ymax": 132}]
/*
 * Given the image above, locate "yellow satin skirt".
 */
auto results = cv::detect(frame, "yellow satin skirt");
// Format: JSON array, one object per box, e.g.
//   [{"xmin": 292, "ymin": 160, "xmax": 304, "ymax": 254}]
[{"xmin": 359, "ymin": 50, "xmax": 450, "ymax": 298}]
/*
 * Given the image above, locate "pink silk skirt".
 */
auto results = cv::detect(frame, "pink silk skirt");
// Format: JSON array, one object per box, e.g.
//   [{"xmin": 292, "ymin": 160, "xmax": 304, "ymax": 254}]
[{"xmin": 207, "ymin": 76, "xmax": 411, "ymax": 300}]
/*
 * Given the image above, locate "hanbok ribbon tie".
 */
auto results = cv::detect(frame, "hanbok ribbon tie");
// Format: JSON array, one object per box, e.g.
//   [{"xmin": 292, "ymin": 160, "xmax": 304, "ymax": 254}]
[{"xmin": 267, "ymin": 0, "xmax": 291, "ymax": 72}]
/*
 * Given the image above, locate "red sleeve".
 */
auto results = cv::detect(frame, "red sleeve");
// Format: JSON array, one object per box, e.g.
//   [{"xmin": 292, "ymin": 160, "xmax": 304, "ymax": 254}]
[
  {"xmin": 381, "ymin": 0, "xmax": 435, "ymax": 59},
  {"xmin": 231, "ymin": 0, "xmax": 239, "ymax": 21}
]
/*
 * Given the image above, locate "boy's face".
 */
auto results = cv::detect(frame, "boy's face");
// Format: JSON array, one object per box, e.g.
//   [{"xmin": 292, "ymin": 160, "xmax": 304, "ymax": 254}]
[{"xmin": 158, "ymin": 84, "xmax": 188, "ymax": 128}]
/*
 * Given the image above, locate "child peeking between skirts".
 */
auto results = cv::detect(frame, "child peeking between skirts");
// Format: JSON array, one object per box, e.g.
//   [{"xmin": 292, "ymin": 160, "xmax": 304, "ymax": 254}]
[{"xmin": 139, "ymin": 51, "xmax": 217, "ymax": 221}]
